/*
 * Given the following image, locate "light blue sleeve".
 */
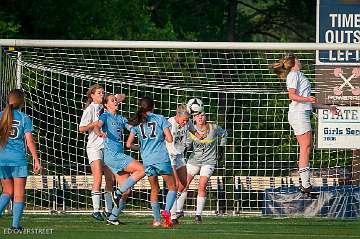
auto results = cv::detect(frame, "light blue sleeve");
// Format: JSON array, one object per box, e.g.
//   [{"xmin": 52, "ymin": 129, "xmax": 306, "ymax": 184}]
[
  {"xmin": 98, "ymin": 113, "xmax": 108, "ymax": 132},
  {"xmin": 122, "ymin": 116, "xmax": 130, "ymax": 129},
  {"xmin": 23, "ymin": 115, "xmax": 33, "ymax": 133},
  {"xmin": 99, "ymin": 112, "xmax": 107, "ymax": 123},
  {"xmin": 286, "ymin": 72, "xmax": 299, "ymax": 90},
  {"xmin": 160, "ymin": 115, "xmax": 171, "ymax": 129},
  {"xmin": 130, "ymin": 126, "xmax": 138, "ymax": 135}
]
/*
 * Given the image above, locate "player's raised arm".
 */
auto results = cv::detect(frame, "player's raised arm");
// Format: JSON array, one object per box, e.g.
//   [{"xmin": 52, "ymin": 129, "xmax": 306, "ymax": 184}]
[{"xmin": 115, "ymin": 93, "xmax": 126, "ymax": 103}]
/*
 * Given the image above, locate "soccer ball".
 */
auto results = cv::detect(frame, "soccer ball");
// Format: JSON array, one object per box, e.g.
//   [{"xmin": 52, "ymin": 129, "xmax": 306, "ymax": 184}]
[{"xmin": 187, "ymin": 98, "xmax": 204, "ymax": 115}]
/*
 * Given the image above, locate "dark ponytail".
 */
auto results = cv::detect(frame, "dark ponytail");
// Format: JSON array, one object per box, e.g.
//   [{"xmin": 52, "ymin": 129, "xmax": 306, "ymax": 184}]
[{"xmin": 129, "ymin": 96, "xmax": 154, "ymax": 126}]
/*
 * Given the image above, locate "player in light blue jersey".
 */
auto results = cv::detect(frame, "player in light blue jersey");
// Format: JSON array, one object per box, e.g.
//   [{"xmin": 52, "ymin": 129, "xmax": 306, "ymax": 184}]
[
  {"xmin": 270, "ymin": 53, "xmax": 337, "ymax": 195},
  {"xmin": 0, "ymin": 89, "xmax": 41, "ymax": 230},
  {"xmin": 126, "ymin": 96, "xmax": 176, "ymax": 228},
  {"xmin": 95, "ymin": 94, "xmax": 145, "ymax": 225}
]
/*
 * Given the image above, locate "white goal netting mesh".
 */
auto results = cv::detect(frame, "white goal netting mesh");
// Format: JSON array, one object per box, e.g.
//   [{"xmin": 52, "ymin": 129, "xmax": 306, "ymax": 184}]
[{"xmin": 0, "ymin": 44, "xmax": 357, "ymax": 214}]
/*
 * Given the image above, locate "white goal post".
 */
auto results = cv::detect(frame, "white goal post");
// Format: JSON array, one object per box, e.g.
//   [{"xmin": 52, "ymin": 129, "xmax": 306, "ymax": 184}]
[{"xmin": 0, "ymin": 40, "xmax": 359, "ymax": 215}]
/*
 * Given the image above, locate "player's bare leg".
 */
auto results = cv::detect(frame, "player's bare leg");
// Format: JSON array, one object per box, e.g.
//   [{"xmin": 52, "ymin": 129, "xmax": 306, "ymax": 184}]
[
  {"xmin": 296, "ymin": 131, "xmax": 312, "ymax": 194},
  {"xmin": 148, "ymin": 176, "xmax": 161, "ymax": 226},
  {"xmin": 106, "ymin": 172, "xmax": 130, "ymax": 225},
  {"xmin": 176, "ymin": 173, "xmax": 194, "ymax": 220},
  {"xmin": 90, "ymin": 160, "xmax": 104, "ymax": 221},
  {"xmin": 170, "ymin": 165, "xmax": 187, "ymax": 224},
  {"xmin": 195, "ymin": 176, "xmax": 209, "ymax": 224}
]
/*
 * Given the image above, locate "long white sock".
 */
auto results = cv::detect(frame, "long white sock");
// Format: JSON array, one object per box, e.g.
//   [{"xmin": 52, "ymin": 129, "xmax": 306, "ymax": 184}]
[
  {"xmin": 176, "ymin": 191, "xmax": 187, "ymax": 213},
  {"xmin": 299, "ymin": 167, "xmax": 311, "ymax": 188},
  {"xmin": 91, "ymin": 192, "xmax": 101, "ymax": 213},
  {"xmin": 104, "ymin": 191, "xmax": 113, "ymax": 213},
  {"xmin": 196, "ymin": 196, "xmax": 206, "ymax": 216}
]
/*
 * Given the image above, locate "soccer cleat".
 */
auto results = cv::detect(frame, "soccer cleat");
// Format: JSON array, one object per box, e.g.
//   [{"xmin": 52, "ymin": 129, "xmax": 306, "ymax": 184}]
[
  {"xmin": 152, "ymin": 220, "xmax": 161, "ymax": 227},
  {"xmin": 175, "ymin": 211, "xmax": 184, "ymax": 219},
  {"xmin": 299, "ymin": 185, "xmax": 312, "ymax": 194},
  {"xmin": 112, "ymin": 190, "xmax": 122, "ymax": 208},
  {"xmin": 172, "ymin": 218, "xmax": 179, "ymax": 225},
  {"xmin": 106, "ymin": 218, "xmax": 125, "ymax": 225},
  {"xmin": 194, "ymin": 215, "xmax": 202, "ymax": 224},
  {"xmin": 91, "ymin": 212, "xmax": 104, "ymax": 221},
  {"xmin": 102, "ymin": 211, "xmax": 112, "ymax": 219},
  {"xmin": 161, "ymin": 210, "xmax": 173, "ymax": 228}
]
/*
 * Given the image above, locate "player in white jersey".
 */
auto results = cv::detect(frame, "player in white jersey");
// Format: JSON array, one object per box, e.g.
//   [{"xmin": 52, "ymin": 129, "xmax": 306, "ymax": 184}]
[
  {"xmin": 270, "ymin": 53, "xmax": 337, "ymax": 195},
  {"xmin": 176, "ymin": 109, "xmax": 227, "ymax": 224},
  {"xmin": 166, "ymin": 104, "xmax": 205, "ymax": 224},
  {"xmin": 167, "ymin": 105, "xmax": 191, "ymax": 224},
  {"xmin": 79, "ymin": 84, "xmax": 125, "ymax": 220}
]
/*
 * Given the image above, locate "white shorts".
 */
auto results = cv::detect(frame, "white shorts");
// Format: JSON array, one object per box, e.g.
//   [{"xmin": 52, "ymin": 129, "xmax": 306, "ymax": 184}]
[
  {"xmin": 186, "ymin": 163, "xmax": 215, "ymax": 178},
  {"xmin": 288, "ymin": 110, "xmax": 312, "ymax": 135},
  {"xmin": 86, "ymin": 148, "xmax": 104, "ymax": 164},
  {"xmin": 170, "ymin": 154, "xmax": 186, "ymax": 170}
]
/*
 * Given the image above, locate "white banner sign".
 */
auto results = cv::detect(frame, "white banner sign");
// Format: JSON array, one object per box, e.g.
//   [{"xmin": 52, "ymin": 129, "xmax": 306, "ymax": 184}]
[{"xmin": 317, "ymin": 106, "xmax": 360, "ymax": 149}]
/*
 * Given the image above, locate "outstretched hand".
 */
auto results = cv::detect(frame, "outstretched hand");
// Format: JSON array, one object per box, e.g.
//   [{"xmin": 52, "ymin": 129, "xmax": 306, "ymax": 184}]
[
  {"xmin": 195, "ymin": 131, "xmax": 206, "ymax": 140},
  {"xmin": 329, "ymin": 105, "xmax": 338, "ymax": 115},
  {"xmin": 96, "ymin": 131, "xmax": 107, "ymax": 138},
  {"xmin": 33, "ymin": 160, "xmax": 41, "ymax": 174},
  {"xmin": 307, "ymin": 96, "xmax": 316, "ymax": 104},
  {"xmin": 115, "ymin": 94, "xmax": 126, "ymax": 102}
]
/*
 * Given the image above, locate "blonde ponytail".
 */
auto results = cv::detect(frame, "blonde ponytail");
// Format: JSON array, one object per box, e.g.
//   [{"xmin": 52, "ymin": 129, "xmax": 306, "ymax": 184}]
[
  {"xmin": 0, "ymin": 89, "xmax": 25, "ymax": 147},
  {"xmin": 269, "ymin": 53, "xmax": 297, "ymax": 80}
]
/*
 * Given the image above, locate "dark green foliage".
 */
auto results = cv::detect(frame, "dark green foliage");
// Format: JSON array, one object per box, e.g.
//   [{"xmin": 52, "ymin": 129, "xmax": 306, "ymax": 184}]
[{"xmin": 0, "ymin": 0, "xmax": 315, "ymax": 42}]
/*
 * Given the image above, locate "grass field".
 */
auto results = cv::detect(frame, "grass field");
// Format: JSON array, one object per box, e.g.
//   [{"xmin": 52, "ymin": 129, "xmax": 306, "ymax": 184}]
[{"xmin": 0, "ymin": 214, "xmax": 359, "ymax": 239}]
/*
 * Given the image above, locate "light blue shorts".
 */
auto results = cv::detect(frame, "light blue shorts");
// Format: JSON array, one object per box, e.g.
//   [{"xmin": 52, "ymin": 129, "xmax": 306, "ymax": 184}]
[
  {"xmin": 288, "ymin": 110, "xmax": 312, "ymax": 135},
  {"xmin": 145, "ymin": 161, "xmax": 173, "ymax": 176},
  {"xmin": 0, "ymin": 165, "xmax": 28, "ymax": 179},
  {"xmin": 104, "ymin": 150, "xmax": 134, "ymax": 174}
]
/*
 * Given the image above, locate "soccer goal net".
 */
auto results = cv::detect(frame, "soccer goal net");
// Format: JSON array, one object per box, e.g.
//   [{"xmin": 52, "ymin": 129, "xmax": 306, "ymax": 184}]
[{"xmin": 0, "ymin": 40, "xmax": 359, "ymax": 215}]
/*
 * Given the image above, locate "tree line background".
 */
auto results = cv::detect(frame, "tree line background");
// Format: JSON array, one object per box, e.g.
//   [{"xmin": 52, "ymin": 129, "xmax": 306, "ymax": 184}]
[{"xmin": 0, "ymin": 0, "xmax": 315, "ymax": 42}]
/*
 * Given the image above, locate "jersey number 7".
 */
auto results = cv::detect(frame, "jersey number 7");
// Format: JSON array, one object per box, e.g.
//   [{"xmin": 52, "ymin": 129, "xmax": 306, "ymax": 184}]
[{"xmin": 139, "ymin": 122, "xmax": 157, "ymax": 139}]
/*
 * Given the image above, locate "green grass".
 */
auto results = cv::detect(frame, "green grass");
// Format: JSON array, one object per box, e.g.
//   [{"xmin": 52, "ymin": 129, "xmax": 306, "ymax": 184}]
[{"xmin": 0, "ymin": 214, "xmax": 359, "ymax": 239}]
